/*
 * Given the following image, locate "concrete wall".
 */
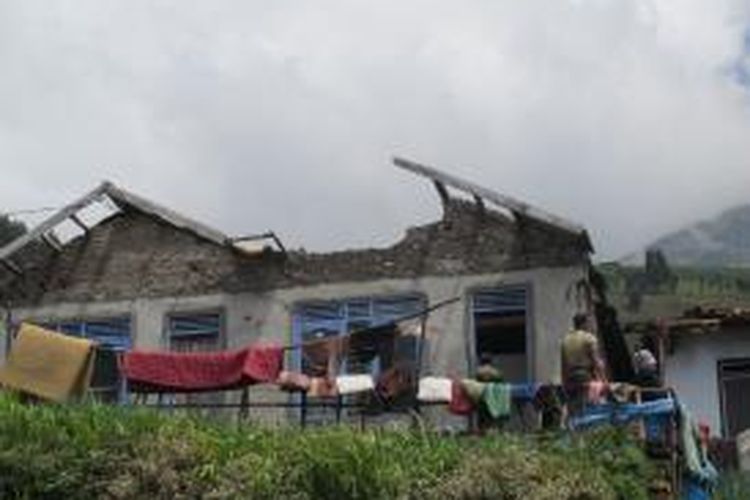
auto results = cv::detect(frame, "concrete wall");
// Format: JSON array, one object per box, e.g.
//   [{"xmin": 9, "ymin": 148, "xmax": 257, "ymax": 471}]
[
  {"xmin": 7, "ymin": 264, "xmax": 587, "ymax": 424},
  {"xmin": 664, "ymin": 329, "xmax": 750, "ymax": 436},
  {"xmin": 10, "ymin": 265, "xmax": 586, "ymax": 380}
]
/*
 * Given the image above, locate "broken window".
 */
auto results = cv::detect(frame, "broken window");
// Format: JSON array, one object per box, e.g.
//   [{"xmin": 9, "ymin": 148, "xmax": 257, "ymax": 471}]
[
  {"xmin": 472, "ymin": 286, "xmax": 530, "ymax": 383},
  {"xmin": 167, "ymin": 312, "xmax": 223, "ymax": 353},
  {"xmin": 293, "ymin": 294, "xmax": 425, "ymax": 424},
  {"xmin": 294, "ymin": 294, "xmax": 425, "ymax": 376},
  {"xmin": 165, "ymin": 312, "xmax": 224, "ymax": 411},
  {"xmin": 718, "ymin": 358, "xmax": 750, "ymax": 437},
  {"xmin": 41, "ymin": 317, "xmax": 132, "ymax": 403}
]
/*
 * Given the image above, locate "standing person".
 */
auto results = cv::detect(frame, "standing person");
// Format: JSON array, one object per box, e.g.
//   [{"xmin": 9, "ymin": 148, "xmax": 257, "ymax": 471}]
[
  {"xmin": 633, "ymin": 336, "xmax": 659, "ymax": 388},
  {"xmin": 561, "ymin": 313, "xmax": 607, "ymax": 415}
]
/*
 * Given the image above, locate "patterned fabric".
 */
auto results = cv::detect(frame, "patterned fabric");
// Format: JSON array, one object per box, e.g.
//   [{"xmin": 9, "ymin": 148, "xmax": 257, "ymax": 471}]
[{"xmin": 121, "ymin": 343, "xmax": 283, "ymax": 393}]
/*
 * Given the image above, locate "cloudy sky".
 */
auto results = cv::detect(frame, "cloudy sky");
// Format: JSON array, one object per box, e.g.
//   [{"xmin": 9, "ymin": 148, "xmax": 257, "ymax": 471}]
[{"xmin": 1, "ymin": 1, "xmax": 749, "ymax": 259}]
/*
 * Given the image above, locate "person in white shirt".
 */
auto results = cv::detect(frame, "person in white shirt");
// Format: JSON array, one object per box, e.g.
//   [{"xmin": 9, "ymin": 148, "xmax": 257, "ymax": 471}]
[{"xmin": 633, "ymin": 336, "xmax": 659, "ymax": 387}]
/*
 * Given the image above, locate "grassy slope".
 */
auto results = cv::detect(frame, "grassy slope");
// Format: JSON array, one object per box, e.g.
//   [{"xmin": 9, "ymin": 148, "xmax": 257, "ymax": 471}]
[
  {"xmin": 598, "ymin": 264, "xmax": 750, "ymax": 321},
  {"xmin": 0, "ymin": 396, "xmax": 652, "ymax": 500}
]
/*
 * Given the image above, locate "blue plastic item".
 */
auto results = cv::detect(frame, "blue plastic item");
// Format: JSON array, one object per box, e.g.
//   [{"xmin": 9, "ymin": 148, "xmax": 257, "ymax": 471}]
[{"xmin": 682, "ymin": 477, "xmax": 710, "ymax": 500}]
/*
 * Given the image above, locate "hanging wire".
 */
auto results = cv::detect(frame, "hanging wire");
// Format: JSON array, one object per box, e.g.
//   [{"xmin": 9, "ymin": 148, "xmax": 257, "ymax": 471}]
[{"xmin": 0, "ymin": 206, "xmax": 61, "ymax": 217}]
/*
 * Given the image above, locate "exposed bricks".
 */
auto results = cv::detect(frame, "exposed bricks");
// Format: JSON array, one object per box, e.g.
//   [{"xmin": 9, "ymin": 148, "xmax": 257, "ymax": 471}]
[{"xmin": 1, "ymin": 199, "xmax": 589, "ymax": 306}]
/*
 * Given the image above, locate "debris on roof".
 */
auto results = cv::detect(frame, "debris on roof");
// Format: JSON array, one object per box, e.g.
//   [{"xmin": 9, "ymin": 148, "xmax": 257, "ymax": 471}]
[
  {"xmin": 625, "ymin": 306, "xmax": 750, "ymax": 337},
  {"xmin": 393, "ymin": 157, "xmax": 593, "ymax": 252},
  {"xmin": 0, "ymin": 181, "xmax": 254, "ymax": 277}
]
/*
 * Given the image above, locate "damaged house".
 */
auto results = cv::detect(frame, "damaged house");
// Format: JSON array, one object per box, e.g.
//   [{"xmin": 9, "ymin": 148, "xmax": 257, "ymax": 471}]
[{"xmin": 0, "ymin": 158, "xmax": 593, "ymax": 422}]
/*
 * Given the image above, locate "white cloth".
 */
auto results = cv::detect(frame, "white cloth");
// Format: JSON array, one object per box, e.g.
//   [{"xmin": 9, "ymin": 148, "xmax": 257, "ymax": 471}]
[
  {"xmin": 335, "ymin": 374, "xmax": 375, "ymax": 395},
  {"xmin": 417, "ymin": 377, "xmax": 452, "ymax": 402}
]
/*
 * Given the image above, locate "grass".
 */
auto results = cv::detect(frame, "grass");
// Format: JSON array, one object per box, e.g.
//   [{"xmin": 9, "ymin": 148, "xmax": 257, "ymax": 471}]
[
  {"xmin": 0, "ymin": 394, "xmax": 654, "ymax": 499},
  {"xmin": 715, "ymin": 471, "xmax": 750, "ymax": 500}
]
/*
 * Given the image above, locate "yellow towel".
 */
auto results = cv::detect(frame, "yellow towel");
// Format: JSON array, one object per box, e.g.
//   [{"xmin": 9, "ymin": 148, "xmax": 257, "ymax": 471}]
[{"xmin": 0, "ymin": 323, "xmax": 96, "ymax": 402}]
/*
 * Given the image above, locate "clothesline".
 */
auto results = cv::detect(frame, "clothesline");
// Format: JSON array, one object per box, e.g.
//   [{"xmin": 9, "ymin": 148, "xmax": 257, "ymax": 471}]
[
  {"xmin": 280, "ymin": 296, "xmax": 461, "ymax": 352},
  {"xmin": 119, "ymin": 296, "xmax": 460, "ymax": 394}
]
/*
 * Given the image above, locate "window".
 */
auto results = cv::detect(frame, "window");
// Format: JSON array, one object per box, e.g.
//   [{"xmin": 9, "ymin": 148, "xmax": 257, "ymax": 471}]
[
  {"xmin": 293, "ymin": 294, "xmax": 425, "ymax": 425},
  {"xmin": 472, "ymin": 286, "xmax": 529, "ymax": 383},
  {"xmin": 718, "ymin": 358, "xmax": 750, "ymax": 437},
  {"xmin": 165, "ymin": 312, "xmax": 224, "ymax": 409},
  {"xmin": 42, "ymin": 317, "xmax": 132, "ymax": 403},
  {"xmin": 293, "ymin": 294, "xmax": 426, "ymax": 376},
  {"xmin": 167, "ymin": 312, "xmax": 223, "ymax": 353}
]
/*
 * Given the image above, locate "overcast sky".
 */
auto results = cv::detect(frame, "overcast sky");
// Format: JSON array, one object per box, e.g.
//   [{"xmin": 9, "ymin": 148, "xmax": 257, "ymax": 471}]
[{"xmin": 1, "ymin": 1, "xmax": 749, "ymax": 259}]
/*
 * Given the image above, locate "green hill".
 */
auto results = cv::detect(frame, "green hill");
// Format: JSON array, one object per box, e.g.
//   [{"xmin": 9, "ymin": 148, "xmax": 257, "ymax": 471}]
[
  {"xmin": 598, "ymin": 261, "xmax": 750, "ymax": 321},
  {"xmin": 644, "ymin": 205, "xmax": 750, "ymax": 267}
]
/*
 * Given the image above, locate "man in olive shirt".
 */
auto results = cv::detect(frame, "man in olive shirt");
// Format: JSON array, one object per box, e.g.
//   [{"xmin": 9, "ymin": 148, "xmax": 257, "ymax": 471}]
[{"xmin": 561, "ymin": 313, "xmax": 606, "ymax": 415}]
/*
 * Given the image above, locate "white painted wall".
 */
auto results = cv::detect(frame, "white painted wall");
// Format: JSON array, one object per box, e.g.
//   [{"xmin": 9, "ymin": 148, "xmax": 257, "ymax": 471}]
[{"xmin": 664, "ymin": 328, "xmax": 750, "ymax": 437}]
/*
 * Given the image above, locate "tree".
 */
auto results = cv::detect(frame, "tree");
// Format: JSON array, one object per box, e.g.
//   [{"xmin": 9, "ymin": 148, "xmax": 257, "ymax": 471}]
[
  {"xmin": 645, "ymin": 248, "xmax": 677, "ymax": 293},
  {"xmin": 0, "ymin": 215, "xmax": 26, "ymax": 247}
]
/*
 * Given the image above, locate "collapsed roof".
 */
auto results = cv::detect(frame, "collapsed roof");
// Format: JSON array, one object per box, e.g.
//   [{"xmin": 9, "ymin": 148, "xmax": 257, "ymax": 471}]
[
  {"xmin": 0, "ymin": 157, "xmax": 593, "ymax": 304},
  {"xmin": 0, "ymin": 182, "xmax": 283, "ymax": 277},
  {"xmin": 392, "ymin": 157, "xmax": 593, "ymax": 252}
]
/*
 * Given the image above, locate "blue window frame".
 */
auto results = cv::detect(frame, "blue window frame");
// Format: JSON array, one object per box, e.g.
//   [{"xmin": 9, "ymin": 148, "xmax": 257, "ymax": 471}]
[
  {"xmin": 166, "ymin": 312, "xmax": 222, "ymax": 353},
  {"xmin": 471, "ymin": 286, "xmax": 531, "ymax": 383},
  {"xmin": 292, "ymin": 294, "xmax": 426, "ymax": 376},
  {"xmin": 41, "ymin": 316, "xmax": 132, "ymax": 403},
  {"xmin": 43, "ymin": 317, "xmax": 132, "ymax": 351},
  {"xmin": 168, "ymin": 312, "xmax": 221, "ymax": 339}
]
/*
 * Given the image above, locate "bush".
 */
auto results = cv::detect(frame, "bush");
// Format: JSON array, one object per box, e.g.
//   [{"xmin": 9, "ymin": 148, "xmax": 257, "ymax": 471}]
[{"xmin": 0, "ymin": 395, "xmax": 651, "ymax": 499}]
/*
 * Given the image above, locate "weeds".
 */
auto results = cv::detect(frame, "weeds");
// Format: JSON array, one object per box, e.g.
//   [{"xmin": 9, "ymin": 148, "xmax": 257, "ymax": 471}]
[{"xmin": 0, "ymin": 395, "xmax": 651, "ymax": 499}]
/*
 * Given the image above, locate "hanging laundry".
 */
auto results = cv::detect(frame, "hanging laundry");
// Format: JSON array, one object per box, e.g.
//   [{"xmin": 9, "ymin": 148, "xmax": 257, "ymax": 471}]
[
  {"xmin": 680, "ymin": 404, "xmax": 719, "ymax": 487},
  {"xmin": 0, "ymin": 323, "xmax": 96, "ymax": 403},
  {"xmin": 245, "ymin": 344, "xmax": 286, "ymax": 383},
  {"xmin": 121, "ymin": 343, "xmax": 283, "ymax": 393},
  {"xmin": 348, "ymin": 324, "xmax": 396, "ymax": 373},
  {"xmin": 609, "ymin": 383, "xmax": 638, "ymax": 404},
  {"xmin": 336, "ymin": 374, "xmax": 375, "ymax": 395},
  {"xmin": 511, "ymin": 383, "xmax": 539, "ymax": 402},
  {"xmin": 308, "ymin": 377, "xmax": 337, "ymax": 398},
  {"xmin": 376, "ymin": 362, "xmax": 415, "ymax": 402},
  {"xmin": 303, "ymin": 336, "xmax": 347, "ymax": 378},
  {"xmin": 533, "ymin": 384, "xmax": 565, "ymax": 430},
  {"xmin": 449, "ymin": 380, "xmax": 474, "ymax": 416},
  {"xmin": 476, "ymin": 364, "xmax": 504, "ymax": 383},
  {"xmin": 483, "ymin": 383, "xmax": 512, "ymax": 419},
  {"xmin": 587, "ymin": 380, "xmax": 608, "ymax": 405},
  {"xmin": 417, "ymin": 377, "xmax": 452, "ymax": 402},
  {"xmin": 460, "ymin": 379, "xmax": 486, "ymax": 404},
  {"xmin": 277, "ymin": 371, "xmax": 312, "ymax": 393}
]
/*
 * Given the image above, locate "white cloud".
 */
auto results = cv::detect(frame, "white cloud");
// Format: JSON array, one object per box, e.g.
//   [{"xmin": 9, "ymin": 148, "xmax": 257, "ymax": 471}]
[{"xmin": 0, "ymin": 0, "xmax": 748, "ymax": 258}]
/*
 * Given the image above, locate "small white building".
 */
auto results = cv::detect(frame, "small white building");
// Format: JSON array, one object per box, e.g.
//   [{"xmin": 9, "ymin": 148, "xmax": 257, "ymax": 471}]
[{"xmin": 629, "ymin": 310, "xmax": 750, "ymax": 438}]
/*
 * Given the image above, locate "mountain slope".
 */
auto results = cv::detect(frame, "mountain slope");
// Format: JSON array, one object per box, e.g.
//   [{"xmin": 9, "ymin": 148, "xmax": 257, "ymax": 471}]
[{"xmin": 648, "ymin": 204, "xmax": 750, "ymax": 267}]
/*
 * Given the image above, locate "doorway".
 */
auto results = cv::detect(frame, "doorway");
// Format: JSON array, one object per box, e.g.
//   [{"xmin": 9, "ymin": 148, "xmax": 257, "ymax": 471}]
[
  {"xmin": 718, "ymin": 358, "xmax": 750, "ymax": 437},
  {"xmin": 472, "ymin": 286, "xmax": 530, "ymax": 383}
]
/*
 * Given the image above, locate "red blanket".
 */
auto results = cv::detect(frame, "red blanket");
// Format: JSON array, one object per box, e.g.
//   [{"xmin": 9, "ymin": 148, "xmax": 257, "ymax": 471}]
[{"xmin": 121, "ymin": 344, "xmax": 283, "ymax": 393}]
